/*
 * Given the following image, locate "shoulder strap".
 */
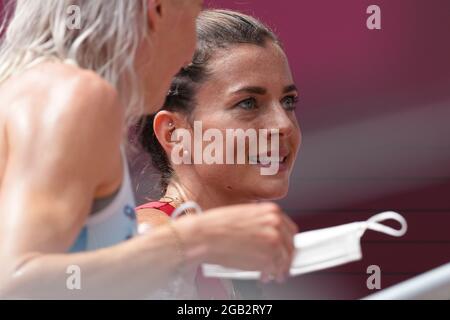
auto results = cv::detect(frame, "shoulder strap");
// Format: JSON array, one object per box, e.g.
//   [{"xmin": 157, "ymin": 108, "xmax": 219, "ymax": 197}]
[{"xmin": 135, "ymin": 201, "xmax": 176, "ymax": 216}]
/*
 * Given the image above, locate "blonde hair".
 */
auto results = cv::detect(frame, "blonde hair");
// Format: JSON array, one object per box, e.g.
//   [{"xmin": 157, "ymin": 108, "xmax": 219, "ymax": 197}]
[{"xmin": 0, "ymin": 0, "xmax": 150, "ymax": 123}]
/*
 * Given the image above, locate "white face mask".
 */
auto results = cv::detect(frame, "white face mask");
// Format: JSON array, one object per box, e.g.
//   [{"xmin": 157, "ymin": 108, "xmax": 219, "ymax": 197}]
[{"xmin": 171, "ymin": 204, "xmax": 408, "ymax": 280}]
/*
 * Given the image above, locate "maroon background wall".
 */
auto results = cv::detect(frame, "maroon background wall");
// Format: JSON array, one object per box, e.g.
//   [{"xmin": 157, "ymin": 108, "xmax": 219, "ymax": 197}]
[
  {"xmin": 204, "ymin": 0, "xmax": 450, "ymax": 299},
  {"xmin": 1, "ymin": 0, "xmax": 449, "ymax": 299}
]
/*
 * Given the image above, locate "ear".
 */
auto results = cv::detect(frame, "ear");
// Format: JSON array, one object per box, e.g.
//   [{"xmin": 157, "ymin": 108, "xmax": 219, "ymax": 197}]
[
  {"xmin": 153, "ymin": 110, "xmax": 188, "ymax": 157},
  {"xmin": 146, "ymin": 0, "xmax": 163, "ymax": 31}
]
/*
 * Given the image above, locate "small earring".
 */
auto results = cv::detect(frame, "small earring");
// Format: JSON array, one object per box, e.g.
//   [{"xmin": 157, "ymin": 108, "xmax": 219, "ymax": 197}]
[{"xmin": 168, "ymin": 122, "xmax": 174, "ymax": 128}]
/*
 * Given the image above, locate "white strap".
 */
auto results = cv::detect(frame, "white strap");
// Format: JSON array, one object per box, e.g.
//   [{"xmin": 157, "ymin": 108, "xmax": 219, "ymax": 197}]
[
  {"xmin": 366, "ymin": 211, "xmax": 407, "ymax": 237},
  {"xmin": 171, "ymin": 201, "xmax": 203, "ymax": 220}
]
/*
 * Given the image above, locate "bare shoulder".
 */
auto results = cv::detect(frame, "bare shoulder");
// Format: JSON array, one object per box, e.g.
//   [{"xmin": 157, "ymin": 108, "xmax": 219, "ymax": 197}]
[
  {"xmin": 3, "ymin": 61, "xmax": 124, "ymax": 146},
  {"xmin": 2, "ymin": 61, "xmax": 122, "ymax": 129},
  {"xmin": 1, "ymin": 61, "xmax": 125, "ymax": 193}
]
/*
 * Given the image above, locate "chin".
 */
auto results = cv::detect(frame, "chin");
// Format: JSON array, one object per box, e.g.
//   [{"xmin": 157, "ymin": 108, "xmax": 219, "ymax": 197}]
[
  {"xmin": 238, "ymin": 171, "xmax": 290, "ymax": 199},
  {"xmin": 269, "ymin": 189, "xmax": 289, "ymax": 200},
  {"xmin": 252, "ymin": 184, "xmax": 290, "ymax": 201}
]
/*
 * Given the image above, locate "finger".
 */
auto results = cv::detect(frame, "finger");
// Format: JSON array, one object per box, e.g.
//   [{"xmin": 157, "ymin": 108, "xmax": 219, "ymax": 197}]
[
  {"xmin": 280, "ymin": 236, "xmax": 294, "ymax": 277},
  {"xmin": 262, "ymin": 228, "xmax": 291, "ymax": 283},
  {"xmin": 260, "ymin": 268, "xmax": 276, "ymax": 284},
  {"xmin": 277, "ymin": 223, "xmax": 295, "ymax": 279},
  {"xmin": 279, "ymin": 216, "xmax": 297, "ymax": 260},
  {"xmin": 282, "ymin": 214, "xmax": 299, "ymax": 235},
  {"xmin": 279, "ymin": 220, "xmax": 296, "ymax": 260},
  {"xmin": 258, "ymin": 202, "xmax": 283, "ymax": 215},
  {"xmin": 262, "ymin": 202, "xmax": 297, "ymax": 235},
  {"xmin": 260, "ymin": 250, "xmax": 281, "ymax": 284},
  {"xmin": 274, "ymin": 246, "xmax": 290, "ymax": 283}
]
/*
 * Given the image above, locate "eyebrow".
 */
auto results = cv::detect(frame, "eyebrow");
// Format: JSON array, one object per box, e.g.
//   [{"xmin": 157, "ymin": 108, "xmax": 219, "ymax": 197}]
[
  {"xmin": 233, "ymin": 86, "xmax": 267, "ymax": 95},
  {"xmin": 232, "ymin": 84, "xmax": 298, "ymax": 96},
  {"xmin": 283, "ymin": 84, "xmax": 298, "ymax": 94}
]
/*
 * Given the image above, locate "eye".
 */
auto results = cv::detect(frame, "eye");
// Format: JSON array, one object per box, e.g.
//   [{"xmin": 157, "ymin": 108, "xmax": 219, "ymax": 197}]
[
  {"xmin": 236, "ymin": 97, "xmax": 258, "ymax": 111},
  {"xmin": 282, "ymin": 95, "xmax": 299, "ymax": 111}
]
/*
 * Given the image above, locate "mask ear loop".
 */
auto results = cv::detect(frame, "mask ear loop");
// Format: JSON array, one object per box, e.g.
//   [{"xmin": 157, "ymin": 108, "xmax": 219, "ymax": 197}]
[
  {"xmin": 365, "ymin": 211, "xmax": 408, "ymax": 237},
  {"xmin": 171, "ymin": 201, "xmax": 203, "ymax": 220}
]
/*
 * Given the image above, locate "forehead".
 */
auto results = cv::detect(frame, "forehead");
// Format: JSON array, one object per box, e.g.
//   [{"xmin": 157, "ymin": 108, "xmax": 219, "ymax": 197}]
[{"xmin": 204, "ymin": 42, "xmax": 294, "ymax": 93}]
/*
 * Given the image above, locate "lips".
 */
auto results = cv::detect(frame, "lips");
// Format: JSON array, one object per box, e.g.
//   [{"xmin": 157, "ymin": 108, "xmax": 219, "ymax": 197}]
[{"xmin": 249, "ymin": 155, "xmax": 288, "ymax": 166}]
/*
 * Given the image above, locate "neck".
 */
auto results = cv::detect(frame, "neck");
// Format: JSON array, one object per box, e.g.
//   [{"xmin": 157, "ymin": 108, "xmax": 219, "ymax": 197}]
[{"xmin": 164, "ymin": 170, "xmax": 256, "ymax": 211}]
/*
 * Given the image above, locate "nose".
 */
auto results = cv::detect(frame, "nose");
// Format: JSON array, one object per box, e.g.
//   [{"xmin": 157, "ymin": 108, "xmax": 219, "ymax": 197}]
[{"xmin": 269, "ymin": 104, "xmax": 296, "ymax": 138}]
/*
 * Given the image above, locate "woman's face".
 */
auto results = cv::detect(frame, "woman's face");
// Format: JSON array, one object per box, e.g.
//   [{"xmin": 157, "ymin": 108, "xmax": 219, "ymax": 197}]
[
  {"xmin": 186, "ymin": 42, "xmax": 302, "ymax": 201},
  {"xmin": 140, "ymin": 0, "xmax": 203, "ymax": 113}
]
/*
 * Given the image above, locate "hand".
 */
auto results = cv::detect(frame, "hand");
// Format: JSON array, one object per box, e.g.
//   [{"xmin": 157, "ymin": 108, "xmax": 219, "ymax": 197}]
[{"xmin": 174, "ymin": 202, "xmax": 298, "ymax": 283}]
